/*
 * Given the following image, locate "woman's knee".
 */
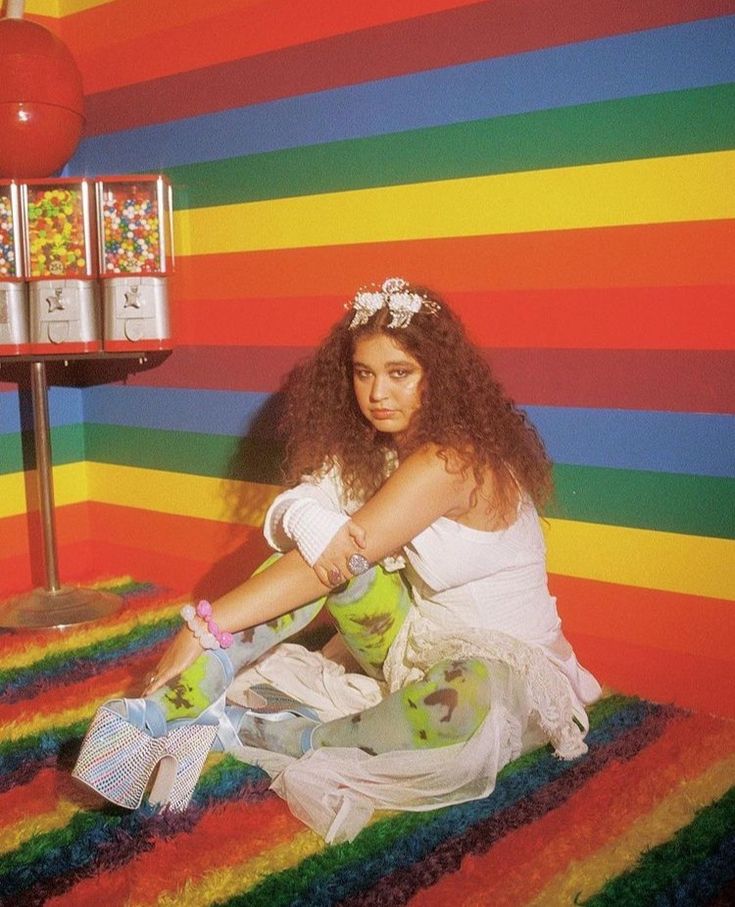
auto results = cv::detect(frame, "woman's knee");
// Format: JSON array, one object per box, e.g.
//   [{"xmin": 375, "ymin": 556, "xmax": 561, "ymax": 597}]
[
  {"xmin": 402, "ymin": 657, "xmax": 494, "ymax": 746},
  {"xmin": 325, "ymin": 566, "xmax": 411, "ymax": 677}
]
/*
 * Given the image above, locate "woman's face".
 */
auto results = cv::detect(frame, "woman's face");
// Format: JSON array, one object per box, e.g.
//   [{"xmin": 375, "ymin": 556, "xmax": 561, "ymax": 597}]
[{"xmin": 352, "ymin": 333, "xmax": 424, "ymax": 441}]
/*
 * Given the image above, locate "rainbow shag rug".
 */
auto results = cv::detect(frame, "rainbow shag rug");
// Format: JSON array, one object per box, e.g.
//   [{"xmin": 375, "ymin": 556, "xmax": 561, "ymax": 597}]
[{"xmin": 1, "ymin": 578, "xmax": 735, "ymax": 906}]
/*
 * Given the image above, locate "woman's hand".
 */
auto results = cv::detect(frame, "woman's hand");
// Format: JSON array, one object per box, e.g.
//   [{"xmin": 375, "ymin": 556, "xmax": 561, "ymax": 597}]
[
  {"xmin": 314, "ymin": 519, "xmax": 368, "ymax": 587},
  {"xmin": 141, "ymin": 624, "xmax": 202, "ymax": 695}
]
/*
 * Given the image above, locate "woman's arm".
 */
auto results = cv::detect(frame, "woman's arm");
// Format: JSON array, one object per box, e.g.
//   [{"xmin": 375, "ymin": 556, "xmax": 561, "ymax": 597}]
[
  {"xmin": 144, "ymin": 547, "xmax": 339, "ymax": 693},
  {"xmin": 145, "ymin": 446, "xmax": 472, "ymax": 693},
  {"xmin": 312, "ymin": 445, "xmax": 474, "ymax": 583}
]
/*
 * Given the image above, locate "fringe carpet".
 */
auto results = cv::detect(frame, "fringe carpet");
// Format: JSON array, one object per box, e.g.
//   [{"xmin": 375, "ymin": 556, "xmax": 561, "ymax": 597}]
[{"xmin": 1, "ymin": 578, "xmax": 734, "ymax": 906}]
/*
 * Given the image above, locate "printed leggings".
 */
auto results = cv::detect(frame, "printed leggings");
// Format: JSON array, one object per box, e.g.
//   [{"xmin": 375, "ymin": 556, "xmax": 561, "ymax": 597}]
[{"xmin": 156, "ymin": 557, "xmax": 495, "ymax": 753}]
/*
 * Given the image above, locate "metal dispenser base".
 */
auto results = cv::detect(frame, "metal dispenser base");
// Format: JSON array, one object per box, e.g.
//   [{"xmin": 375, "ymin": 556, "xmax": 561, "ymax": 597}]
[{"xmin": 1, "ymin": 585, "xmax": 122, "ymax": 629}]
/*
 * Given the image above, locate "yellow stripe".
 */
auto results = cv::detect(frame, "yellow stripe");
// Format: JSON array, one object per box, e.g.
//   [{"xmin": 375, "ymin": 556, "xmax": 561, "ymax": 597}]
[
  {"xmin": 0, "ymin": 462, "xmax": 88, "ymax": 518},
  {"xmin": 23, "ymin": 0, "xmax": 61, "ymax": 14},
  {"xmin": 27, "ymin": 0, "xmax": 115, "ymax": 15},
  {"xmin": 544, "ymin": 519, "xmax": 735, "ymax": 601},
  {"xmin": 58, "ymin": 0, "xmax": 114, "ymax": 12},
  {"xmin": 86, "ymin": 462, "xmax": 279, "ymax": 527},
  {"xmin": 528, "ymin": 752, "xmax": 735, "ymax": 905},
  {"xmin": 85, "ymin": 464, "xmax": 735, "ymax": 600},
  {"xmin": 177, "ymin": 152, "xmax": 735, "ymax": 255},
  {"xmin": 0, "ymin": 800, "xmax": 80, "ymax": 856}
]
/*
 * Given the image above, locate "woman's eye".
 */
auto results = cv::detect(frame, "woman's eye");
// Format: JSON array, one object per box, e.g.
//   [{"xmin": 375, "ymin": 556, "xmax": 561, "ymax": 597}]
[
  {"xmin": 354, "ymin": 369, "xmax": 371, "ymax": 380},
  {"xmin": 391, "ymin": 369, "xmax": 409, "ymax": 378}
]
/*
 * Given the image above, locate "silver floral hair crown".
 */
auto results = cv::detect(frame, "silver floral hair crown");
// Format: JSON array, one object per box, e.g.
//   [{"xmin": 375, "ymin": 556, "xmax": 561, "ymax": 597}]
[{"xmin": 346, "ymin": 277, "xmax": 441, "ymax": 330}]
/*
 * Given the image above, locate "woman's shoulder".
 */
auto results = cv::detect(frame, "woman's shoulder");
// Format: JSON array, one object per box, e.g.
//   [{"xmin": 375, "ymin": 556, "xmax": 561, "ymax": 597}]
[
  {"xmin": 403, "ymin": 442, "xmax": 476, "ymax": 474},
  {"xmin": 396, "ymin": 444, "xmax": 478, "ymax": 498}
]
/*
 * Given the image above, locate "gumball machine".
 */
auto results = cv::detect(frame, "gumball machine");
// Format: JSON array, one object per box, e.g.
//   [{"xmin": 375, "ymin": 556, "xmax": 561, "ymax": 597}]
[
  {"xmin": 96, "ymin": 175, "xmax": 173, "ymax": 351},
  {"xmin": 0, "ymin": 179, "xmax": 29, "ymax": 354},
  {"xmin": 22, "ymin": 177, "xmax": 100, "ymax": 354}
]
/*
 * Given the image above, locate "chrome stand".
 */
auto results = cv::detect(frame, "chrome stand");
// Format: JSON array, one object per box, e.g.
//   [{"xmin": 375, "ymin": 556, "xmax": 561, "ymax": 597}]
[{"xmin": 0, "ymin": 361, "xmax": 122, "ymax": 628}]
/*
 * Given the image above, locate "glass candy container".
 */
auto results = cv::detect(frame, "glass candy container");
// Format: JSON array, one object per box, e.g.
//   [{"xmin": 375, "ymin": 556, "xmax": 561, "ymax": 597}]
[
  {"xmin": 96, "ymin": 175, "xmax": 173, "ymax": 351},
  {"xmin": 0, "ymin": 181, "xmax": 30, "ymax": 355},
  {"xmin": 23, "ymin": 179, "xmax": 100, "ymax": 353}
]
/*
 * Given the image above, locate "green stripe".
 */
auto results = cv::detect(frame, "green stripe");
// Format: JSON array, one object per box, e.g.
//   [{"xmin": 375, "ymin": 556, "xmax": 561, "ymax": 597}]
[
  {"xmin": 549, "ymin": 464, "xmax": 735, "ymax": 540},
  {"xmin": 586, "ymin": 785, "xmax": 735, "ymax": 906},
  {"xmin": 85, "ymin": 425, "xmax": 734, "ymax": 539},
  {"xmin": 0, "ymin": 424, "xmax": 85, "ymax": 475},
  {"xmin": 84, "ymin": 422, "xmax": 284, "ymax": 485},
  {"xmin": 167, "ymin": 84, "xmax": 735, "ymax": 209}
]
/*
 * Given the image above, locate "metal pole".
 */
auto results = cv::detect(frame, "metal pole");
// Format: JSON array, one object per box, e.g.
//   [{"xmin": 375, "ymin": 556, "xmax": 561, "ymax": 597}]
[
  {"xmin": 0, "ymin": 360, "xmax": 122, "ymax": 628},
  {"xmin": 31, "ymin": 360, "xmax": 61, "ymax": 592}
]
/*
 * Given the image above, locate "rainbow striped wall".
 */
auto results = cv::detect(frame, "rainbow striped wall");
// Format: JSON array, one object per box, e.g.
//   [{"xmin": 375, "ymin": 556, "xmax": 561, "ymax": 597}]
[{"xmin": 1, "ymin": 1, "xmax": 733, "ymax": 717}]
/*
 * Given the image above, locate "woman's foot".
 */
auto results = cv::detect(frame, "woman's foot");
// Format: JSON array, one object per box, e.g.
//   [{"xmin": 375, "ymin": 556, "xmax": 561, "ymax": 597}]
[{"xmin": 233, "ymin": 708, "xmax": 319, "ymax": 757}]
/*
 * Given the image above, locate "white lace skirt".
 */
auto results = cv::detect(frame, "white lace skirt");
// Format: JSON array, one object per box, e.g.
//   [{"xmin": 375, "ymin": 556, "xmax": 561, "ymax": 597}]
[{"xmin": 226, "ymin": 608, "xmax": 601, "ymax": 843}]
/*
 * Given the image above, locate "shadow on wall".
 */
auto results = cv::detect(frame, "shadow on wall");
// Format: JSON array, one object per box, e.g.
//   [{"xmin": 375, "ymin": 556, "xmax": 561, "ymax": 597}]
[{"xmin": 191, "ymin": 358, "xmax": 309, "ymax": 600}]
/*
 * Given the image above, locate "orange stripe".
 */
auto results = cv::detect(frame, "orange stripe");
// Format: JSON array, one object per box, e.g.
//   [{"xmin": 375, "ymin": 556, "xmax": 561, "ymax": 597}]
[
  {"xmin": 171, "ymin": 285, "xmax": 735, "ymax": 349},
  {"xmin": 171, "ymin": 221, "xmax": 735, "ymax": 301},
  {"xmin": 414, "ymin": 710, "xmax": 735, "ymax": 907},
  {"xmin": 551, "ymin": 574, "xmax": 735, "ymax": 665},
  {"xmin": 59, "ymin": 0, "xmax": 481, "ymax": 93}
]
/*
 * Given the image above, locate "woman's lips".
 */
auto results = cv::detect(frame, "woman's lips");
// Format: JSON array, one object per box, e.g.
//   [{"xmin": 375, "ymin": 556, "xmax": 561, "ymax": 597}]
[{"xmin": 370, "ymin": 409, "xmax": 396, "ymax": 420}]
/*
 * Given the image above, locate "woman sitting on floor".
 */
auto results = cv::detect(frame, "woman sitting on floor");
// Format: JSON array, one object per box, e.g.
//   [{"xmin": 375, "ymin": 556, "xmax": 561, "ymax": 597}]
[{"xmin": 74, "ymin": 277, "xmax": 601, "ymax": 843}]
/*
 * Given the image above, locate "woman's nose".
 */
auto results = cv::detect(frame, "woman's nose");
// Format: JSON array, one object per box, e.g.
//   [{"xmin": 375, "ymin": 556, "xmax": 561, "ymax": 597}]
[{"xmin": 370, "ymin": 376, "xmax": 388, "ymax": 401}]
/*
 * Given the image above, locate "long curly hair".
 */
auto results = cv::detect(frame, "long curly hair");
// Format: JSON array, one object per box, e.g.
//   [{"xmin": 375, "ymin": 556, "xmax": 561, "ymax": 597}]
[{"xmin": 279, "ymin": 283, "xmax": 553, "ymax": 517}]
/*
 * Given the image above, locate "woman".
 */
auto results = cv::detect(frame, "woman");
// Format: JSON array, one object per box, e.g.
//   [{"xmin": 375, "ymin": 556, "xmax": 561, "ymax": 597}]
[{"xmin": 73, "ymin": 278, "xmax": 600, "ymax": 843}]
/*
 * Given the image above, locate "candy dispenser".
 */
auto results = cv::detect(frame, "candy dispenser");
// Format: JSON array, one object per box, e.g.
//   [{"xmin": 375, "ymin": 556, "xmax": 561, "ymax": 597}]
[
  {"xmin": 0, "ymin": 180, "xmax": 30, "ymax": 355},
  {"xmin": 22, "ymin": 178, "xmax": 100, "ymax": 353},
  {"xmin": 96, "ymin": 175, "xmax": 173, "ymax": 351}
]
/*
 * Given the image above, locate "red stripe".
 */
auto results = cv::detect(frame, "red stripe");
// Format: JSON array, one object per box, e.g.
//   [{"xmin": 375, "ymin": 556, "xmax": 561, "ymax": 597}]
[
  {"xmin": 551, "ymin": 573, "xmax": 735, "ymax": 665},
  {"xmin": 0, "ymin": 504, "xmax": 91, "ymax": 561},
  {"xmin": 60, "ymin": 0, "xmax": 482, "ymax": 95},
  {"xmin": 0, "ymin": 768, "xmax": 59, "ymax": 826},
  {"xmin": 415, "ymin": 711, "xmax": 735, "ymax": 907},
  {"xmin": 121, "ymin": 343, "xmax": 735, "ymax": 413},
  {"xmin": 564, "ymin": 630, "xmax": 735, "ymax": 719},
  {"xmin": 171, "ymin": 222, "xmax": 735, "ymax": 299},
  {"xmin": 79, "ymin": 0, "xmax": 734, "ymax": 131},
  {"xmin": 0, "ymin": 542, "xmax": 95, "ymax": 598},
  {"xmin": 49, "ymin": 795, "xmax": 299, "ymax": 907},
  {"xmin": 0, "ymin": 658, "xmax": 153, "ymax": 726},
  {"xmin": 169, "ymin": 286, "xmax": 735, "ymax": 350}
]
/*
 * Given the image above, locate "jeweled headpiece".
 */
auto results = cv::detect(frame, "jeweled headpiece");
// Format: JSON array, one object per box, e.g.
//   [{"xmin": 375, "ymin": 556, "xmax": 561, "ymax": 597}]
[{"xmin": 346, "ymin": 277, "xmax": 441, "ymax": 330}]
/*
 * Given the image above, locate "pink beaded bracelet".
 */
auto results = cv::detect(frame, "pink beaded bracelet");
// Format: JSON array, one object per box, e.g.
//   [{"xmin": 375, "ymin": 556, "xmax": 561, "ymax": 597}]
[{"xmin": 181, "ymin": 600, "xmax": 234, "ymax": 650}]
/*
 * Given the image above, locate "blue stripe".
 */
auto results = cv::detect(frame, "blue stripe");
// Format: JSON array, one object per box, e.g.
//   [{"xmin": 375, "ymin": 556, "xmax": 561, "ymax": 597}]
[
  {"xmin": 66, "ymin": 17, "xmax": 735, "ymax": 174},
  {"xmin": 0, "ymin": 388, "xmax": 84, "ymax": 435},
  {"xmin": 527, "ymin": 407, "xmax": 735, "ymax": 478},
  {"xmin": 82, "ymin": 387, "xmax": 735, "ymax": 478},
  {"xmin": 82, "ymin": 386, "xmax": 269, "ymax": 436}
]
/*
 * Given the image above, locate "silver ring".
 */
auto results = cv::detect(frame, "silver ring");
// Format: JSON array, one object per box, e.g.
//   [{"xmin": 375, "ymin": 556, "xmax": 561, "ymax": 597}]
[{"xmin": 347, "ymin": 553, "xmax": 370, "ymax": 576}]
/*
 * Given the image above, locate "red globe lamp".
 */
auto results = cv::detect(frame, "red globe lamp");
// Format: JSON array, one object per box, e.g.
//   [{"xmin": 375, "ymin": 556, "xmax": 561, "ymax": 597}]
[{"xmin": 0, "ymin": 4, "xmax": 84, "ymax": 178}]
